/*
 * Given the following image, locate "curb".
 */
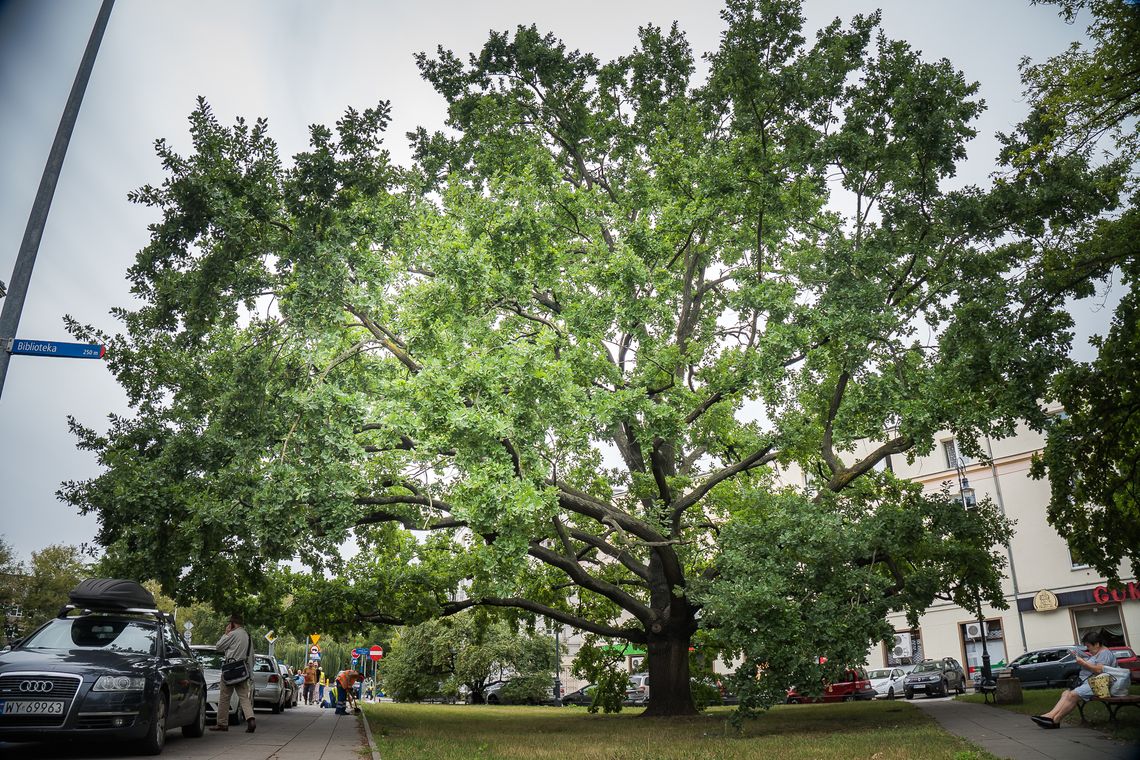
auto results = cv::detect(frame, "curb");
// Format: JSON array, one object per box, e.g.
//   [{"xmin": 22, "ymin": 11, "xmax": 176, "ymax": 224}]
[{"xmin": 359, "ymin": 705, "xmax": 382, "ymax": 760}]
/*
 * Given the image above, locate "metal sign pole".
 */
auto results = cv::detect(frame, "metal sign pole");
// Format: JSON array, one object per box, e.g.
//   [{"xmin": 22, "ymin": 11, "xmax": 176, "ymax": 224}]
[{"xmin": 0, "ymin": 0, "xmax": 114, "ymax": 401}]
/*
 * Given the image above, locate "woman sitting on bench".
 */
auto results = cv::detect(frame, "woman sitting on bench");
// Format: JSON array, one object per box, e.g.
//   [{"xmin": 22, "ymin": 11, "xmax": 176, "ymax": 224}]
[{"xmin": 1031, "ymin": 631, "xmax": 1118, "ymax": 729}]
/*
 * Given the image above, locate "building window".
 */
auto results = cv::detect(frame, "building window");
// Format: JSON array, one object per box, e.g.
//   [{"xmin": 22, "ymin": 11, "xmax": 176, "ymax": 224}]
[
  {"xmin": 1068, "ymin": 543, "xmax": 1090, "ymax": 570},
  {"xmin": 942, "ymin": 439, "xmax": 970, "ymax": 470},
  {"xmin": 1073, "ymin": 606, "xmax": 1125, "ymax": 647}
]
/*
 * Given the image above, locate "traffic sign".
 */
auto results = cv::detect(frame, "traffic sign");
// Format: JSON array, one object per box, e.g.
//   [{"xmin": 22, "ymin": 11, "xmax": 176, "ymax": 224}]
[
  {"xmin": 369, "ymin": 645, "xmax": 383, "ymax": 661},
  {"xmin": 7, "ymin": 339, "xmax": 105, "ymax": 359},
  {"xmin": 310, "ymin": 634, "xmax": 321, "ymax": 645},
  {"xmin": 265, "ymin": 630, "xmax": 277, "ymax": 643}
]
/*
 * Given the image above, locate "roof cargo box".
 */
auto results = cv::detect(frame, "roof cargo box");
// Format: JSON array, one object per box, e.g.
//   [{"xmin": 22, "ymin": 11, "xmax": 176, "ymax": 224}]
[{"xmin": 69, "ymin": 578, "xmax": 157, "ymax": 610}]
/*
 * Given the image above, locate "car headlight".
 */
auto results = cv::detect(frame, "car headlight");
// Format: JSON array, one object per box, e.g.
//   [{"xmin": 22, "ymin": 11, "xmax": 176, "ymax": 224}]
[{"xmin": 93, "ymin": 675, "xmax": 146, "ymax": 691}]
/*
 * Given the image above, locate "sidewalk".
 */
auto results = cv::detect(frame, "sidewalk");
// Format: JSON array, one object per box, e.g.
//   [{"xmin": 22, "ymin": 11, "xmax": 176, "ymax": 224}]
[
  {"xmin": 914, "ymin": 698, "xmax": 1139, "ymax": 760},
  {"xmin": 0, "ymin": 702, "xmax": 366, "ymax": 760}
]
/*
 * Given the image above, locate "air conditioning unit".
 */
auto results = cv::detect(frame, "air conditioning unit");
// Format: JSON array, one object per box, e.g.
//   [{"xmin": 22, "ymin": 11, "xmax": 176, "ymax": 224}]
[
  {"xmin": 892, "ymin": 632, "xmax": 912, "ymax": 658},
  {"xmin": 965, "ymin": 623, "xmax": 984, "ymax": 640}
]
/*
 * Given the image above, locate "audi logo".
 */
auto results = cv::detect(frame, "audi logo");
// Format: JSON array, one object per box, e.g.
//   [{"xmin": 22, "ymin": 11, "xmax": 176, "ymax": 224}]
[{"xmin": 19, "ymin": 680, "xmax": 54, "ymax": 693}]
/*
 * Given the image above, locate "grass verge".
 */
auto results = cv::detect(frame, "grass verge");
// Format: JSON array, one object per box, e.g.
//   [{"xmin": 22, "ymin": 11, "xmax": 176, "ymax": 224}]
[
  {"xmin": 362, "ymin": 701, "xmax": 999, "ymax": 760},
  {"xmin": 956, "ymin": 684, "xmax": 1140, "ymax": 744}
]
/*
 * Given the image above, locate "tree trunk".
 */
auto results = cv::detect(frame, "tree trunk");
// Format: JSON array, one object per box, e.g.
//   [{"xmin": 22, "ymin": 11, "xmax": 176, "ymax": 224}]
[{"xmin": 641, "ymin": 632, "xmax": 697, "ymax": 716}]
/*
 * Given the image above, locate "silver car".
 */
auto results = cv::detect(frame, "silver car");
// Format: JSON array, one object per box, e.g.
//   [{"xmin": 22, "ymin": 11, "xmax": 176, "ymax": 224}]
[
  {"xmin": 252, "ymin": 654, "xmax": 286, "ymax": 713},
  {"xmin": 189, "ymin": 644, "xmax": 241, "ymax": 725}
]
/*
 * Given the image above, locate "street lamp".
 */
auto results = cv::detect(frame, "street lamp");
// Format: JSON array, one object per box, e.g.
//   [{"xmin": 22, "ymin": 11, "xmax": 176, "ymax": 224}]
[
  {"xmin": 550, "ymin": 621, "xmax": 563, "ymax": 707},
  {"xmin": 953, "ymin": 444, "xmax": 991, "ymax": 687}
]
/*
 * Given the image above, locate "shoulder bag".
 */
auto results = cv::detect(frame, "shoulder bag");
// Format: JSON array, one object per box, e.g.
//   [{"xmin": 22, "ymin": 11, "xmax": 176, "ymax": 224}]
[{"xmin": 221, "ymin": 630, "xmax": 253, "ymax": 685}]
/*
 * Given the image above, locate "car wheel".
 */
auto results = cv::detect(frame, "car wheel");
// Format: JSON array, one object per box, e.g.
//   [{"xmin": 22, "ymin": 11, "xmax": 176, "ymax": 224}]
[
  {"xmin": 843, "ymin": 695, "xmax": 855, "ymax": 702},
  {"xmin": 956, "ymin": 678, "xmax": 966, "ymax": 695},
  {"xmin": 272, "ymin": 697, "xmax": 283, "ymax": 714},
  {"xmin": 138, "ymin": 692, "xmax": 168, "ymax": 755},
  {"xmin": 786, "ymin": 697, "xmax": 801, "ymax": 704},
  {"xmin": 939, "ymin": 679, "xmax": 948, "ymax": 697},
  {"xmin": 905, "ymin": 690, "xmax": 913, "ymax": 700},
  {"xmin": 183, "ymin": 694, "xmax": 206, "ymax": 738},
  {"xmin": 887, "ymin": 687, "xmax": 895, "ymax": 700}
]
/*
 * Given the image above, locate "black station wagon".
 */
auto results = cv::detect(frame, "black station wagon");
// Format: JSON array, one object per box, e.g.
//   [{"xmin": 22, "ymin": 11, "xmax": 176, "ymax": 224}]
[{"xmin": 0, "ymin": 579, "xmax": 206, "ymax": 754}]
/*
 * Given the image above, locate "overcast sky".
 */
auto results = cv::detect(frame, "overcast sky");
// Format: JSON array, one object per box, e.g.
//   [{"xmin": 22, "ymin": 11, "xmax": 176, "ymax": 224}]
[{"xmin": 0, "ymin": 0, "xmax": 1114, "ymax": 564}]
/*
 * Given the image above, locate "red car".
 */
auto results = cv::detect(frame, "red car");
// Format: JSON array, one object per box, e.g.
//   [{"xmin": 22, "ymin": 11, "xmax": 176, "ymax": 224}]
[
  {"xmin": 1109, "ymin": 646, "xmax": 1140, "ymax": 684},
  {"xmin": 786, "ymin": 668, "xmax": 877, "ymax": 703}
]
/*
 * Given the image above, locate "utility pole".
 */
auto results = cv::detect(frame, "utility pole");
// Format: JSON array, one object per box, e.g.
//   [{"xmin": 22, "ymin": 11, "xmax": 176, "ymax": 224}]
[{"xmin": 0, "ymin": 0, "xmax": 115, "ymax": 401}]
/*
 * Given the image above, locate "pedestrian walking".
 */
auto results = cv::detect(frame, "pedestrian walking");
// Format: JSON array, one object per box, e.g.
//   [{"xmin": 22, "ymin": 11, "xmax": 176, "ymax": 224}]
[{"xmin": 209, "ymin": 615, "xmax": 257, "ymax": 733}]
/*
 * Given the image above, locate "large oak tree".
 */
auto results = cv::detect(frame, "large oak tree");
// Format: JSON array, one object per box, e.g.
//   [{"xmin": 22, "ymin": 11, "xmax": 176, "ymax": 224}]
[{"xmin": 63, "ymin": 0, "xmax": 1087, "ymax": 714}]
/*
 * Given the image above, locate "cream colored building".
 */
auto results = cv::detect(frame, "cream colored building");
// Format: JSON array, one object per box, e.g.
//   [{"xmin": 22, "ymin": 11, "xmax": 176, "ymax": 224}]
[{"xmin": 857, "ymin": 420, "xmax": 1139, "ymax": 680}]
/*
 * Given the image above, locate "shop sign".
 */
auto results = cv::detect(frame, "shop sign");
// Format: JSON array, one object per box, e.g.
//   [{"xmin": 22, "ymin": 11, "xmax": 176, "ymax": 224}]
[
  {"xmin": 1033, "ymin": 589, "xmax": 1059, "ymax": 612},
  {"xmin": 1092, "ymin": 582, "xmax": 1140, "ymax": 605}
]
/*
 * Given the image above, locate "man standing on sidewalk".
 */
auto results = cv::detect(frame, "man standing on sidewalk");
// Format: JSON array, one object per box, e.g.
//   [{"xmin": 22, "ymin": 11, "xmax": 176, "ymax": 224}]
[
  {"xmin": 210, "ymin": 615, "xmax": 257, "ymax": 733},
  {"xmin": 303, "ymin": 660, "xmax": 319, "ymax": 705}
]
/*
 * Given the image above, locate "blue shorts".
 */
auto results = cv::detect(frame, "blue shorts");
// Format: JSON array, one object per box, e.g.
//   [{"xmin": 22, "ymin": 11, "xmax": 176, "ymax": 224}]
[{"xmin": 1072, "ymin": 681, "xmax": 1094, "ymax": 700}]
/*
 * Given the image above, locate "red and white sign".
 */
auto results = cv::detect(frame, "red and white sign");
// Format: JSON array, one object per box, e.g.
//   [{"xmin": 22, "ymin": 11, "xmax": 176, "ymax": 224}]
[{"xmin": 369, "ymin": 645, "xmax": 384, "ymax": 661}]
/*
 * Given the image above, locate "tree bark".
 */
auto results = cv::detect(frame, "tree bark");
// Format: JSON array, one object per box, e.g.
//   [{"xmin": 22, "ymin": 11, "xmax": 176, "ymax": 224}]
[{"xmin": 641, "ymin": 629, "xmax": 698, "ymax": 717}]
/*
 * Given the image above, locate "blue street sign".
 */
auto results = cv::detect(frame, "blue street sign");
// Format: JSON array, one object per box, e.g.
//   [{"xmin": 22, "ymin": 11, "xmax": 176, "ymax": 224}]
[{"xmin": 8, "ymin": 339, "xmax": 105, "ymax": 359}]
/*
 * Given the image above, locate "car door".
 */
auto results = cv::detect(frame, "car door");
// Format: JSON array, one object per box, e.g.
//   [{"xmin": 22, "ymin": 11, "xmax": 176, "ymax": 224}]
[
  {"xmin": 1045, "ymin": 648, "xmax": 1080, "ymax": 687},
  {"xmin": 1011, "ymin": 650, "xmax": 1049, "ymax": 687},
  {"xmin": 944, "ymin": 658, "xmax": 964, "ymax": 689},
  {"xmin": 161, "ymin": 623, "xmax": 194, "ymax": 723}
]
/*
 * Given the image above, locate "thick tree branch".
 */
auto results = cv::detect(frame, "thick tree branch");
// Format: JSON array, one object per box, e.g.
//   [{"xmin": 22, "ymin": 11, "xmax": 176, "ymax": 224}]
[
  {"xmin": 438, "ymin": 597, "xmax": 647, "ymax": 642},
  {"xmin": 568, "ymin": 528, "xmax": 651, "ymax": 580},
  {"xmin": 669, "ymin": 444, "xmax": 778, "ymax": 521}
]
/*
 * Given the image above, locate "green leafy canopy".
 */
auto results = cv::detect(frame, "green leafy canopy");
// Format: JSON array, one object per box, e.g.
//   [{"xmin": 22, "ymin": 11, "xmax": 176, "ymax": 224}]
[{"xmin": 59, "ymin": 0, "xmax": 1109, "ymax": 714}]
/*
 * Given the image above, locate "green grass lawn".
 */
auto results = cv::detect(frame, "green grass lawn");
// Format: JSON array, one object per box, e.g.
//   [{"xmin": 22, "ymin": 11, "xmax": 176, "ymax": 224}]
[
  {"xmin": 362, "ymin": 701, "xmax": 1000, "ymax": 760},
  {"xmin": 957, "ymin": 684, "xmax": 1140, "ymax": 744}
]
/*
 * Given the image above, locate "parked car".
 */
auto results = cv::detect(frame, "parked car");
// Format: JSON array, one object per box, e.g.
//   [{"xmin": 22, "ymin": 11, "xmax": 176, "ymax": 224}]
[
  {"xmin": 251, "ymin": 654, "xmax": 286, "ymax": 713},
  {"xmin": 866, "ymin": 666, "xmax": 912, "ymax": 700},
  {"xmin": 1001, "ymin": 646, "xmax": 1085, "ymax": 689},
  {"xmin": 189, "ymin": 644, "xmax": 241, "ymax": 726},
  {"xmin": 561, "ymin": 683, "xmax": 596, "ymax": 706},
  {"xmin": 278, "ymin": 662, "xmax": 298, "ymax": 708},
  {"xmin": 624, "ymin": 673, "xmax": 650, "ymax": 706},
  {"xmin": 786, "ymin": 667, "xmax": 877, "ymax": 703},
  {"xmin": 482, "ymin": 678, "xmax": 558, "ymax": 705},
  {"xmin": 1108, "ymin": 646, "xmax": 1140, "ymax": 684},
  {"xmin": 903, "ymin": 658, "xmax": 967, "ymax": 698},
  {"xmin": 0, "ymin": 579, "xmax": 207, "ymax": 754}
]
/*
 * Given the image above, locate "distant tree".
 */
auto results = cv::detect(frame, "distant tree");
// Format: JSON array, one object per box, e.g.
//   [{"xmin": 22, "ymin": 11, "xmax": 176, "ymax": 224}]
[
  {"xmin": 0, "ymin": 537, "xmax": 26, "ymax": 644},
  {"xmin": 378, "ymin": 614, "xmax": 553, "ymax": 704},
  {"xmin": 61, "ymin": 0, "xmax": 1092, "ymax": 715},
  {"xmin": 21, "ymin": 544, "xmax": 90, "ymax": 630},
  {"xmin": 1016, "ymin": 0, "xmax": 1140, "ymax": 578}
]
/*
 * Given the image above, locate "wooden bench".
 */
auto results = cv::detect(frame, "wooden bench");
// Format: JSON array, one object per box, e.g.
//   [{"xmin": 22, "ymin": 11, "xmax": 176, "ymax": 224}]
[{"xmin": 1076, "ymin": 695, "xmax": 1140, "ymax": 724}]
